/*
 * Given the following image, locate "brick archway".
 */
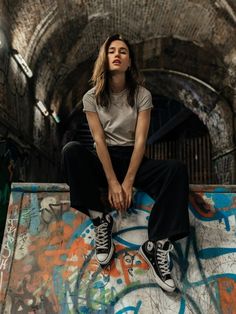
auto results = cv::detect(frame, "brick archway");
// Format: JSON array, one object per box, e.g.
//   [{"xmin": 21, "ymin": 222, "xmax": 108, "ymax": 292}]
[{"xmin": 143, "ymin": 69, "xmax": 235, "ymax": 183}]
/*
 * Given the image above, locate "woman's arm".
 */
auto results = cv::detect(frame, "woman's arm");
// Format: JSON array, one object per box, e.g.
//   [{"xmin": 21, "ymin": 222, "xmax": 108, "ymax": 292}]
[
  {"xmin": 85, "ymin": 111, "xmax": 125, "ymax": 211},
  {"xmin": 122, "ymin": 108, "xmax": 152, "ymax": 209}
]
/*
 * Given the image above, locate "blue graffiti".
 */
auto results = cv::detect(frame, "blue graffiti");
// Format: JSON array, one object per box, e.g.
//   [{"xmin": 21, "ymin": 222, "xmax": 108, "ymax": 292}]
[
  {"xmin": 7, "ymin": 187, "xmax": 236, "ymax": 314},
  {"xmin": 115, "ymin": 300, "xmax": 142, "ymax": 314},
  {"xmin": 113, "ymin": 226, "xmax": 147, "ymax": 250},
  {"xmin": 29, "ymin": 193, "xmax": 41, "ymax": 235},
  {"xmin": 198, "ymin": 247, "xmax": 236, "ymax": 259}
]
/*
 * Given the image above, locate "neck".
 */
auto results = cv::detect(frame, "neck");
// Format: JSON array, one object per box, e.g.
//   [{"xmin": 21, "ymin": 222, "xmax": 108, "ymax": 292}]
[{"xmin": 109, "ymin": 72, "xmax": 126, "ymax": 93}]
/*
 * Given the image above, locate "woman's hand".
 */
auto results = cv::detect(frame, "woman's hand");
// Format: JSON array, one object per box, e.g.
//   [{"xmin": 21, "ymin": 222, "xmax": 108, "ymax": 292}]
[
  {"xmin": 108, "ymin": 180, "xmax": 126, "ymax": 212},
  {"xmin": 122, "ymin": 180, "xmax": 133, "ymax": 210}
]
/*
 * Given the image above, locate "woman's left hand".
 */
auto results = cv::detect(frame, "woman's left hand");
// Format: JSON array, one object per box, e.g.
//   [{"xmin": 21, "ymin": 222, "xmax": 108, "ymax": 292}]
[{"xmin": 121, "ymin": 180, "xmax": 133, "ymax": 210}]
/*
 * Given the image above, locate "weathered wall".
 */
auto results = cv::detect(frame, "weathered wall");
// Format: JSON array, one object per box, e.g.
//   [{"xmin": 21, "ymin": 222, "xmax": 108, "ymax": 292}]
[
  {"xmin": 144, "ymin": 69, "xmax": 236, "ymax": 183},
  {"xmin": 1, "ymin": 0, "xmax": 236, "ymax": 182},
  {"xmin": 0, "ymin": 22, "xmax": 60, "ymax": 182}
]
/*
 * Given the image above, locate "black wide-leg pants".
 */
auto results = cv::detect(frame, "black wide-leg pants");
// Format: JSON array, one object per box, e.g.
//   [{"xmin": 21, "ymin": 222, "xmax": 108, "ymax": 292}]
[{"xmin": 61, "ymin": 141, "xmax": 190, "ymax": 241}]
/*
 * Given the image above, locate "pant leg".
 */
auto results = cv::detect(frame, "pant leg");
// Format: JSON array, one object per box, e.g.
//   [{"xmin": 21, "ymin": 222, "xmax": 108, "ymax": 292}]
[
  {"xmin": 61, "ymin": 141, "xmax": 107, "ymax": 215},
  {"xmin": 134, "ymin": 158, "xmax": 190, "ymax": 241}
]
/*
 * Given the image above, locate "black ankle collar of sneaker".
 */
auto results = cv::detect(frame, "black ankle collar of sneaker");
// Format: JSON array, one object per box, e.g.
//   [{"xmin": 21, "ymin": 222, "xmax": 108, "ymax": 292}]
[{"xmin": 92, "ymin": 216, "xmax": 101, "ymax": 226}]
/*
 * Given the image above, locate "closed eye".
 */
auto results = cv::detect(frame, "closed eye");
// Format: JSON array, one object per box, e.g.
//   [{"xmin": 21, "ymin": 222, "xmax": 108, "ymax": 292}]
[{"xmin": 108, "ymin": 48, "xmax": 128, "ymax": 54}]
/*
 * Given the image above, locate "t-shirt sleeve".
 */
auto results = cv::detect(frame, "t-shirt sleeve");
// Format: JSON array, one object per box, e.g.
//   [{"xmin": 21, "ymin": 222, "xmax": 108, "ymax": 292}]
[
  {"xmin": 82, "ymin": 91, "xmax": 97, "ymax": 112},
  {"xmin": 137, "ymin": 87, "xmax": 153, "ymax": 112}
]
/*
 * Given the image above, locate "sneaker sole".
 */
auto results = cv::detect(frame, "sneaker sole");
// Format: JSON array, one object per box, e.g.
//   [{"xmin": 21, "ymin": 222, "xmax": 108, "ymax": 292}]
[
  {"xmin": 139, "ymin": 246, "xmax": 176, "ymax": 293},
  {"xmin": 97, "ymin": 242, "xmax": 115, "ymax": 266}
]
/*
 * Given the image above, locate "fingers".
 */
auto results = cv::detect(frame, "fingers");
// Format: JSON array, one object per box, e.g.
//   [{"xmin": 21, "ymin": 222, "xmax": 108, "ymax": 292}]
[
  {"xmin": 108, "ymin": 182, "xmax": 133, "ymax": 212},
  {"xmin": 124, "ymin": 194, "xmax": 131, "ymax": 210},
  {"xmin": 121, "ymin": 183, "xmax": 133, "ymax": 210},
  {"xmin": 115, "ymin": 191, "xmax": 125, "ymax": 211},
  {"xmin": 121, "ymin": 188, "xmax": 132, "ymax": 210},
  {"xmin": 118, "ymin": 191, "xmax": 132, "ymax": 211},
  {"xmin": 109, "ymin": 191, "xmax": 125, "ymax": 211},
  {"xmin": 123, "ymin": 193, "xmax": 128, "ymax": 210},
  {"xmin": 126, "ymin": 195, "xmax": 132, "ymax": 209}
]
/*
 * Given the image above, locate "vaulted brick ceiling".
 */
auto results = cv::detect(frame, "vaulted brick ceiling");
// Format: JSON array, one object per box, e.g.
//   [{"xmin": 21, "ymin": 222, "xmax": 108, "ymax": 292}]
[{"xmin": 1, "ymin": 0, "xmax": 236, "ymax": 116}]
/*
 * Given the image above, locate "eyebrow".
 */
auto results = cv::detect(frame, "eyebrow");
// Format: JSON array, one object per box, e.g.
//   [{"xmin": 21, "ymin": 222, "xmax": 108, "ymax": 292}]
[{"xmin": 108, "ymin": 46, "xmax": 128, "ymax": 51}]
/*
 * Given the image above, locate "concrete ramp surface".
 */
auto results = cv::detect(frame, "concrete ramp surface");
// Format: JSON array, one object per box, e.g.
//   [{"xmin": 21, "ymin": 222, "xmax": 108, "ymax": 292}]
[{"xmin": 0, "ymin": 183, "xmax": 236, "ymax": 313}]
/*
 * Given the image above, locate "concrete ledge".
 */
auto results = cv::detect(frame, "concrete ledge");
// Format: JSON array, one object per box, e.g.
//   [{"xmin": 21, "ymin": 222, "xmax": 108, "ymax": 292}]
[
  {"xmin": 0, "ymin": 183, "xmax": 235, "ymax": 313},
  {"xmin": 10, "ymin": 182, "xmax": 236, "ymax": 192}
]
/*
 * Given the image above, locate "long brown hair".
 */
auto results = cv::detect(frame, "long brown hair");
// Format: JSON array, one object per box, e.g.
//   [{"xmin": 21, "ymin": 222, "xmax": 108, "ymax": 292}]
[{"xmin": 91, "ymin": 34, "xmax": 144, "ymax": 107}]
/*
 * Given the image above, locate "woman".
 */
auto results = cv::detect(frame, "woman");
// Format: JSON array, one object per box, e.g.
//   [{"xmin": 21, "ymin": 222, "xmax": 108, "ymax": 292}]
[{"xmin": 62, "ymin": 34, "xmax": 190, "ymax": 293}]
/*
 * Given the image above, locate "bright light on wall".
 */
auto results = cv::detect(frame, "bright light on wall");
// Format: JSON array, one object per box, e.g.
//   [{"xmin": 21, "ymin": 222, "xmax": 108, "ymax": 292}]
[
  {"xmin": 12, "ymin": 49, "xmax": 33, "ymax": 78},
  {"xmin": 36, "ymin": 100, "xmax": 49, "ymax": 117},
  {"xmin": 51, "ymin": 111, "xmax": 60, "ymax": 123},
  {"xmin": 36, "ymin": 100, "xmax": 60, "ymax": 123}
]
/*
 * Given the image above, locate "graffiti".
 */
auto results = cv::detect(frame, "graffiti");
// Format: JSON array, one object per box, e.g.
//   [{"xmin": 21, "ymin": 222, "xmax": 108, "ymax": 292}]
[
  {"xmin": 0, "ymin": 185, "xmax": 236, "ymax": 313},
  {"xmin": 0, "ymin": 218, "xmax": 17, "ymax": 268},
  {"xmin": 0, "ymin": 216, "xmax": 18, "ymax": 300}
]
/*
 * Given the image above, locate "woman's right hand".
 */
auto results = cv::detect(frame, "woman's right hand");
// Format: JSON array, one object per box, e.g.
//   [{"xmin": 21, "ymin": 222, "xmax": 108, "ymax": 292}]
[{"xmin": 108, "ymin": 180, "xmax": 125, "ymax": 212}]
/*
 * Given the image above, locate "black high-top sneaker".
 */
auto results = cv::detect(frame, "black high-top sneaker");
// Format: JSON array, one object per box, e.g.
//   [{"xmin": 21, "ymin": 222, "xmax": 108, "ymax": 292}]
[
  {"xmin": 139, "ymin": 240, "xmax": 176, "ymax": 292},
  {"xmin": 92, "ymin": 214, "xmax": 114, "ymax": 266}
]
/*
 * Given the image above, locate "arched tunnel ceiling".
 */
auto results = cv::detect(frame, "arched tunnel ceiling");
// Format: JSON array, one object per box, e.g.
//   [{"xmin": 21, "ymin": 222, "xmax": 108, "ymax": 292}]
[{"xmin": 1, "ymin": 0, "xmax": 236, "ymax": 114}]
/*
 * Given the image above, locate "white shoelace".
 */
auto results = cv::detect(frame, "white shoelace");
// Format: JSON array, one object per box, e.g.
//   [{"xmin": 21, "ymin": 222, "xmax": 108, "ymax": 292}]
[
  {"xmin": 156, "ymin": 244, "xmax": 173, "ymax": 277},
  {"xmin": 95, "ymin": 222, "xmax": 109, "ymax": 250}
]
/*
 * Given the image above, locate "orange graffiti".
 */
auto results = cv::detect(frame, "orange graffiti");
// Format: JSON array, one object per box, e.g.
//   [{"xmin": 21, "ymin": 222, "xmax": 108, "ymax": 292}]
[
  {"xmin": 9, "ymin": 216, "xmax": 97, "ymax": 312},
  {"xmin": 218, "ymin": 277, "xmax": 236, "ymax": 313},
  {"xmin": 106, "ymin": 245, "xmax": 149, "ymax": 285},
  {"xmin": 189, "ymin": 193, "xmax": 214, "ymax": 218}
]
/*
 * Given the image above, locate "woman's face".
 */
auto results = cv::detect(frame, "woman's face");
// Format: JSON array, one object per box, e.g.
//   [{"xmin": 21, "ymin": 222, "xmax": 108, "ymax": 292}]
[{"xmin": 107, "ymin": 40, "xmax": 131, "ymax": 73}]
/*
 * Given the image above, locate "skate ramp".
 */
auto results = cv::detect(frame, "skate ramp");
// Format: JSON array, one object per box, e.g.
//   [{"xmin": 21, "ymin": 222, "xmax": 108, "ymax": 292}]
[{"xmin": 0, "ymin": 183, "xmax": 235, "ymax": 313}]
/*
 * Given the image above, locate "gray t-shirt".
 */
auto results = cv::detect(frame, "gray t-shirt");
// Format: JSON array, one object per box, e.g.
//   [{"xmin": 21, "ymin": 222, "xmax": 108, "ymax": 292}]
[{"xmin": 83, "ymin": 86, "xmax": 153, "ymax": 146}]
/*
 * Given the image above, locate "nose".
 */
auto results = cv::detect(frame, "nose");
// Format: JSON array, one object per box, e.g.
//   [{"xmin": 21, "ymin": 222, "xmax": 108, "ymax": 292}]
[{"xmin": 114, "ymin": 49, "xmax": 120, "ymax": 57}]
